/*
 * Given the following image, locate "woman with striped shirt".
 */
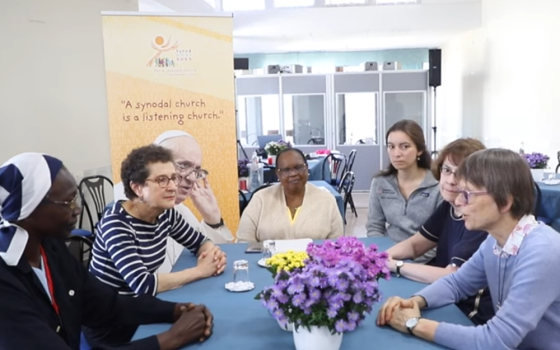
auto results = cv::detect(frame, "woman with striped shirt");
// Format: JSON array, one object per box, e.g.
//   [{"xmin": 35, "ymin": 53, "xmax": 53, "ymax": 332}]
[{"xmin": 85, "ymin": 145, "xmax": 226, "ymax": 348}]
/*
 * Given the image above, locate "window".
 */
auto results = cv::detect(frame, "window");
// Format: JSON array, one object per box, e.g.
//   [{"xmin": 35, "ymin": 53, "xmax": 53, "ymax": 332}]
[
  {"xmin": 326, "ymin": 0, "xmax": 366, "ymax": 5},
  {"xmin": 222, "ymin": 0, "xmax": 266, "ymax": 11},
  {"xmin": 237, "ymin": 96, "xmax": 280, "ymax": 146},
  {"xmin": 274, "ymin": 0, "xmax": 314, "ymax": 7},
  {"xmin": 204, "ymin": 0, "xmax": 216, "ymax": 8}
]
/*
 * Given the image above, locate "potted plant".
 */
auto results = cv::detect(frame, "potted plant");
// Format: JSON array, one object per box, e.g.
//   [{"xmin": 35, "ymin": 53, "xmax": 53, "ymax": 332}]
[
  {"xmin": 261, "ymin": 251, "xmax": 308, "ymax": 331},
  {"xmin": 256, "ymin": 237, "xmax": 390, "ymax": 350},
  {"xmin": 522, "ymin": 152, "xmax": 549, "ymax": 182},
  {"xmin": 264, "ymin": 140, "xmax": 292, "ymax": 165}
]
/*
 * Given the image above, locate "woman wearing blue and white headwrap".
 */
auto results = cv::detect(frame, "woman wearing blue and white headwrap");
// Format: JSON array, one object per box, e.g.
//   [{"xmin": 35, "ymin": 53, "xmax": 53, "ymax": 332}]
[{"xmin": 0, "ymin": 153, "xmax": 213, "ymax": 350}]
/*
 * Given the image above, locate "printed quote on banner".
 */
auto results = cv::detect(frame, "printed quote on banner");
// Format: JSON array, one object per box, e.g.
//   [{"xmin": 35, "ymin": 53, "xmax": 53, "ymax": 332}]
[{"xmin": 101, "ymin": 15, "xmax": 239, "ymax": 233}]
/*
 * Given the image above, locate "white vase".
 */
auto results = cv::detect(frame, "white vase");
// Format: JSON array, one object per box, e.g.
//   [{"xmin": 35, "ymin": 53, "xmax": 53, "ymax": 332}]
[
  {"xmin": 531, "ymin": 169, "xmax": 544, "ymax": 182},
  {"xmin": 277, "ymin": 319, "xmax": 293, "ymax": 332},
  {"xmin": 293, "ymin": 326, "xmax": 343, "ymax": 350}
]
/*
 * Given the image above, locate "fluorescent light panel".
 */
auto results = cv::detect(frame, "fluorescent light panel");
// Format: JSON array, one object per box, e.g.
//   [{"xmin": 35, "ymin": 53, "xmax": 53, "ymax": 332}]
[
  {"xmin": 274, "ymin": 0, "xmax": 315, "ymax": 7},
  {"xmin": 375, "ymin": 0, "xmax": 420, "ymax": 4}
]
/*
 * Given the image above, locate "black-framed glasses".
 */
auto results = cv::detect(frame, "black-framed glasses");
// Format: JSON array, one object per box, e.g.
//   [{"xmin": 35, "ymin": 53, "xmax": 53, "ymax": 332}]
[
  {"xmin": 277, "ymin": 164, "xmax": 308, "ymax": 178},
  {"xmin": 42, "ymin": 193, "xmax": 81, "ymax": 211},
  {"xmin": 175, "ymin": 163, "xmax": 209, "ymax": 180},
  {"xmin": 457, "ymin": 188, "xmax": 488, "ymax": 205},
  {"xmin": 146, "ymin": 174, "xmax": 182, "ymax": 188},
  {"xmin": 440, "ymin": 165, "xmax": 458, "ymax": 177}
]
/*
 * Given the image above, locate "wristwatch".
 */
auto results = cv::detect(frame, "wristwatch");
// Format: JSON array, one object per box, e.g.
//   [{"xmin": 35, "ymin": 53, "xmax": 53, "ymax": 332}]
[
  {"xmin": 395, "ymin": 260, "xmax": 404, "ymax": 277},
  {"xmin": 207, "ymin": 217, "xmax": 224, "ymax": 229},
  {"xmin": 406, "ymin": 317, "xmax": 421, "ymax": 335}
]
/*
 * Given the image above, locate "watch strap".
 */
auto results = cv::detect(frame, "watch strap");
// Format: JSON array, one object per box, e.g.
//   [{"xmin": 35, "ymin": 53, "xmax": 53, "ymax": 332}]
[
  {"xmin": 207, "ymin": 217, "xmax": 224, "ymax": 229},
  {"xmin": 396, "ymin": 261, "xmax": 403, "ymax": 277}
]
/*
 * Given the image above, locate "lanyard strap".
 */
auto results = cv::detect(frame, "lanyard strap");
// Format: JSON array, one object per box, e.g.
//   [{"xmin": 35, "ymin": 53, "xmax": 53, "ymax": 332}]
[{"xmin": 39, "ymin": 246, "xmax": 60, "ymax": 316}]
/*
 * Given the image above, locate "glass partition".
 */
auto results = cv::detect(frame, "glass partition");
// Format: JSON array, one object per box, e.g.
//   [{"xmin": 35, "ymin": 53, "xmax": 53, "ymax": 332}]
[
  {"xmin": 383, "ymin": 92, "xmax": 425, "ymax": 139},
  {"xmin": 336, "ymin": 93, "xmax": 377, "ymax": 145},
  {"xmin": 237, "ymin": 95, "xmax": 280, "ymax": 146},
  {"xmin": 283, "ymin": 94, "xmax": 325, "ymax": 145}
]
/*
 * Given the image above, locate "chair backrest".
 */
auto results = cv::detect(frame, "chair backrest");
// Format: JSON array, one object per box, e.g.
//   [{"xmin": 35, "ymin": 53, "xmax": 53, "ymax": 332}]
[
  {"xmin": 338, "ymin": 171, "xmax": 356, "ymax": 213},
  {"xmin": 346, "ymin": 149, "xmax": 357, "ymax": 173},
  {"xmin": 248, "ymin": 183, "xmax": 273, "ymax": 203},
  {"xmin": 239, "ymin": 190, "xmax": 249, "ymax": 216},
  {"xmin": 322, "ymin": 153, "xmax": 346, "ymax": 186},
  {"xmin": 307, "ymin": 137, "xmax": 325, "ymax": 145},
  {"xmin": 78, "ymin": 176, "xmax": 114, "ymax": 234},
  {"xmin": 65, "ymin": 235, "xmax": 94, "ymax": 268}
]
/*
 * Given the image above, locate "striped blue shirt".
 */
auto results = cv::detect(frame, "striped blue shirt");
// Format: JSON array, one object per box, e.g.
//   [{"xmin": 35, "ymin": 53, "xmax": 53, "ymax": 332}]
[{"xmin": 89, "ymin": 201, "xmax": 209, "ymax": 296}]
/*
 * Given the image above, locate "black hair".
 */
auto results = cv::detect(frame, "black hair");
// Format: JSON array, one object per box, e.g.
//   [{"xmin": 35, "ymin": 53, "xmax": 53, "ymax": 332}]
[
  {"xmin": 275, "ymin": 148, "xmax": 308, "ymax": 168},
  {"xmin": 121, "ymin": 144, "xmax": 174, "ymax": 199}
]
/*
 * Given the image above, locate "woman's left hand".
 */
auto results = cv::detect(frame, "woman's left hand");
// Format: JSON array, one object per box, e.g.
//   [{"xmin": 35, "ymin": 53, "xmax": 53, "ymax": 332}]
[
  {"xmin": 190, "ymin": 178, "xmax": 222, "ymax": 225},
  {"xmin": 387, "ymin": 301, "xmax": 422, "ymax": 334},
  {"xmin": 213, "ymin": 248, "xmax": 227, "ymax": 276}
]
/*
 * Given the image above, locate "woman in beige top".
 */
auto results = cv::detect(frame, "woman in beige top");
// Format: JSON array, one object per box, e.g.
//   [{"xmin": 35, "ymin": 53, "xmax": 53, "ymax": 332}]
[{"xmin": 237, "ymin": 148, "xmax": 344, "ymax": 242}]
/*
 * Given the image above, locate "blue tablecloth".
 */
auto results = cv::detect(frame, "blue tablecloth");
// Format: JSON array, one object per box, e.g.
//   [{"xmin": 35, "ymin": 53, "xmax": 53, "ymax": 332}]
[
  {"xmin": 241, "ymin": 180, "xmax": 344, "ymax": 218},
  {"xmin": 537, "ymin": 183, "xmax": 560, "ymax": 231},
  {"xmin": 134, "ymin": 237, "xmax": 472, "ymax": 349},
  {"xmin": 307, "ymin": 159, "xmax": 328, "ymax": 181}
]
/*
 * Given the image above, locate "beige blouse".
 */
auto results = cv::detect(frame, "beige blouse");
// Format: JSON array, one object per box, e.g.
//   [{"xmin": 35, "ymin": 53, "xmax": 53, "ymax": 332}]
[{"xmin": 236, "ymin": 183, "xmax": 344, "ymax": 242}]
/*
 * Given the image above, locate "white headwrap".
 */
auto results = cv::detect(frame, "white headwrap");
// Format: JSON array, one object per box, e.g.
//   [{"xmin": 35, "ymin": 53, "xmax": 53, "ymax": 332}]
[{"xmin": 0, "ymin": 153, "xmax": 63, "ymax": 265}]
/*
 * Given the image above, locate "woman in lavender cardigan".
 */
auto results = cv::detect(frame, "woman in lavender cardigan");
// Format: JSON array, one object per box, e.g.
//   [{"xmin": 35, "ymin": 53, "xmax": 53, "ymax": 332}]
[{"xmin": 376, "ymin": 148, "xmax": 560, "ymax": 350}]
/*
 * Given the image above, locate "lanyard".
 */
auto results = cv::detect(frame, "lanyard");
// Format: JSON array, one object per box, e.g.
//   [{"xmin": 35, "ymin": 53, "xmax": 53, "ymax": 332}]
[{"xmin": 39, "ymin": 246, "xmax": 60, "ymax": 316}]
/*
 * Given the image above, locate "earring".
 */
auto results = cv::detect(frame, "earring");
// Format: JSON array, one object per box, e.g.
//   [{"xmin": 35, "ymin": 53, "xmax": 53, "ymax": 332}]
[{"xmin": 417, "ymin": 156, "xmax": 421, "ymax": 161}]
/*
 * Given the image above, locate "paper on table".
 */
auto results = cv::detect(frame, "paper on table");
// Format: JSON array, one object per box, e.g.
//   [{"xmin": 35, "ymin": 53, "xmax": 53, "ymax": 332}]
[
  {"xmin": 542, "ymin": 179, "xmax": 560, "ymax": 185},
  {"xmin": 274, "ymin": 239, "xmax": 313, "ymax": 253}
]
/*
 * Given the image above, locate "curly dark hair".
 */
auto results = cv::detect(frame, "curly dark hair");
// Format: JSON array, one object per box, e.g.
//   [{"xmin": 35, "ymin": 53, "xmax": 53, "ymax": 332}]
[{"xmin": 121, "ymin": 144, "xmax": 174, "ymax": 199}]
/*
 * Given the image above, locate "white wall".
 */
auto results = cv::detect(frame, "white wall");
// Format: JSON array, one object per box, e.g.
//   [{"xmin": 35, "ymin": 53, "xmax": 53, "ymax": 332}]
[
  {"xmin": 441, "ymin": 0, "xmax": 560, "ymax": 169},
  {"xmin": 0, "ymin": 0, "xmax": 137, "ymax": 179}
]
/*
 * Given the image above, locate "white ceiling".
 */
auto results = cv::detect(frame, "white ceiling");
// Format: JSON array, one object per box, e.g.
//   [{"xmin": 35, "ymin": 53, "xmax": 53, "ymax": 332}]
[{"xmin": 139, "ymin": 0, "xmax": 482, "ymax": 53}]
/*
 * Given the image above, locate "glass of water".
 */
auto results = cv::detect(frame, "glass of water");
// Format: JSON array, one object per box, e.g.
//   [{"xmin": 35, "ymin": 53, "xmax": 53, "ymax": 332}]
[
  {"xmin": 233, "ymin": 260, "xmax": 250, "ymax": 284},
  {"xmin": 262, "ymin": 240, "xmax": 276, "ymax": 260}
]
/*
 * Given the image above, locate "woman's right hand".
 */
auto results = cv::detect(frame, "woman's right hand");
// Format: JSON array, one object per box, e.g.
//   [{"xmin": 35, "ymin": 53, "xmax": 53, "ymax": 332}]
[{"xmin": 196, "ymin": 248, "xmax": 219, "ymax": 278}]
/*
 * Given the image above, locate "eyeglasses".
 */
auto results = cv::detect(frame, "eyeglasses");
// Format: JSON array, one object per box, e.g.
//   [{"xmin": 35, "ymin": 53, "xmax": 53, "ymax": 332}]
[
  {"xmin": 457, "ymin": 188, "xmax": 488, "ymax": 205},
  {"xmin": 175, "ymin": 163, "xmax": 209, "ymax": 180},
  {"xmin": 440, "ymin": 165, "xmax": 458, "ymax": 177},
  {"xmin": 146, "ymin": 174, "xmax": 182, "ymax": 188},
  {"xmin": 42, "ymin": 193, "xmax": 81, "ymax": 211},
  {"xmin": 277, "ymin": 164, "xmax": 307, "ymax": 178}
]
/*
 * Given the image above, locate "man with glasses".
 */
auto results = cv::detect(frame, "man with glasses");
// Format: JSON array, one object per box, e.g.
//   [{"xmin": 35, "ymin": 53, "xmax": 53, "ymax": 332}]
[{"xmin": 114, "ymin": 130, "xmax": 233, "ymax": 273}]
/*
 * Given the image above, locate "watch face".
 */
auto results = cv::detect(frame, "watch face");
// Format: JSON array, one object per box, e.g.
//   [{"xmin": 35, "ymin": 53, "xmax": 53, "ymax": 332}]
[
  {"xmin": 396, "ymin": 261, "xmax": 404, "ymax": 267},
  {"xmin": 406, "ymin": 317, "xmax": 419, "ymax": 329}
]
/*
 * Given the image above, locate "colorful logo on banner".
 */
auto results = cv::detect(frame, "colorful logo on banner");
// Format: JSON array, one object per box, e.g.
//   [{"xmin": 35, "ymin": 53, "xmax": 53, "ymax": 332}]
[
  {"xmin": 101, "ymin": 14, "xmax": 238, "ymax": 234},
  {"xmin": 147, "ymin": 35, "xmax": 196, "ymax": 76}
]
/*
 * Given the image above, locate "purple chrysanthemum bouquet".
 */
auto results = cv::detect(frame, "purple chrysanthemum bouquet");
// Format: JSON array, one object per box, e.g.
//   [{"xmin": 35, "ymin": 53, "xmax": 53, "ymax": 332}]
[
  {"xmin": 256, "ymin": 237, "xmax": 390, "ymax": 334},
  {"xmin": 522, "ymin": 152, "xmax": 549, "ymax": 169}
]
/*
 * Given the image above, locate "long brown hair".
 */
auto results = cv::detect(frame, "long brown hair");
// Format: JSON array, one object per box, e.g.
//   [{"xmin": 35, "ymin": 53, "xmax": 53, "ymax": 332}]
[{"xmin": 376, "ymin": 119, "xmax": 431, "ymax": 177}]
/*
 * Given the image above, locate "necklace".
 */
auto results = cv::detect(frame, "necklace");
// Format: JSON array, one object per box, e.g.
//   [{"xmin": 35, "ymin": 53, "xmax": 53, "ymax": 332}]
[
  {"xmin": 449, "ymin": 207, "xmax": 463, "ymax": 221},
  {"xmin": 496, "ymin": 255, "xmax": 509, "ymax": 310}
]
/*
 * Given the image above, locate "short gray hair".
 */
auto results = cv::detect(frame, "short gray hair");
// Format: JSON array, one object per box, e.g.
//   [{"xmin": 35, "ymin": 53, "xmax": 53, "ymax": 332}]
[{"xmin": 456, "ymin": 148, "xmax": 535, "ymax": 219}]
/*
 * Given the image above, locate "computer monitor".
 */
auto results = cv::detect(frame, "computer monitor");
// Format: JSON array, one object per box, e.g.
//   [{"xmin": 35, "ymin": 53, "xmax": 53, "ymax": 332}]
[{"xmin": 257, "ymin": 134, "xmax": 283, "ymax": 149}]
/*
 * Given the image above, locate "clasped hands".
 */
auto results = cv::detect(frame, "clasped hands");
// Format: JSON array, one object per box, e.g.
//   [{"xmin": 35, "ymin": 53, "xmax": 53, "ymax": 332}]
[
  {"xmin": 165, "ymin": 303, "xmax": 213, "ymax": 348},
  {"xmin": 377, "ymin": 296, "xmax": 422, "ymax": 334},
  {"xmin": 198, "ymin": 245, "xmax": 227, "ymax": 277}
]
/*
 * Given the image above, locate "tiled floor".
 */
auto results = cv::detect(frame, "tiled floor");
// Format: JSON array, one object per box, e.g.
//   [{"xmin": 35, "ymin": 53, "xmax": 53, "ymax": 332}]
[{"xmin": 344, "ymin": 192, "xmax": 369, "ymax": 238}]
